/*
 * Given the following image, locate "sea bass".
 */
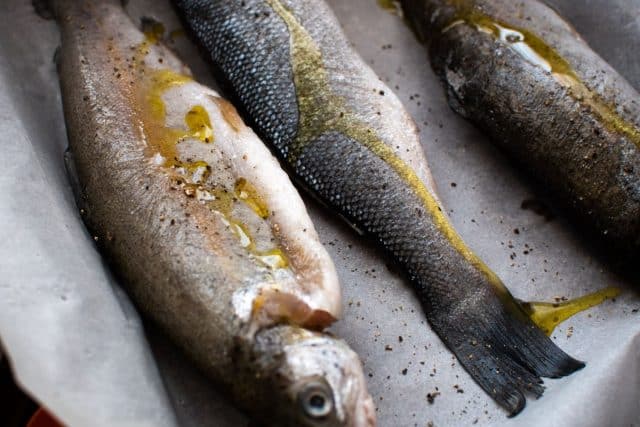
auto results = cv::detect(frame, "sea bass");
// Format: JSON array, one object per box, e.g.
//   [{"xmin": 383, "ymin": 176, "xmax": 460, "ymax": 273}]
[
  {"xmin": 172, "ymin": 0, "xmax": 584, "ymax": 415},
  {"xmin": 401, "ymin": 0, "xmax": 640, "ymax": 261},
  {"xmin": 45, "ymin": 0, "xmax": 375, "ymax": 425}
]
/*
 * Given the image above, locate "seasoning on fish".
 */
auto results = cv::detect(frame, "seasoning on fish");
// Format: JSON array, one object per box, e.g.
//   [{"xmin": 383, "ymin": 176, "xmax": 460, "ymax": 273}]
[
  {"xmin": 172, "ymin": 0, "xmax": 584, "ymax": 415},
  {"xmin": 44, "ymin": 0, "xmax": 375, "ymax": 425},
  {"xmin": 401, "ymin": 0, "xmax": 640, "ymax": 262}
]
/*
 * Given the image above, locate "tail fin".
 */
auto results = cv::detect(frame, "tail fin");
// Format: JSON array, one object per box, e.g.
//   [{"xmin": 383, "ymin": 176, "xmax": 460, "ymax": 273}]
[{"xmin": 431, "ymin": 301, "xmax": 584, "ymax": 415}]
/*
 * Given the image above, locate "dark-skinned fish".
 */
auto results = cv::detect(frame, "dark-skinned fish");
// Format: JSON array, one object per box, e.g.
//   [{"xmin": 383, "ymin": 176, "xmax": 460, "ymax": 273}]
[
  {"xmin": 172, "ymin": 0, "xmax": 584, "ymax": 415},
  {"xmin": 401, "ymin": 0, "xmax": 640, "ymax": 262}
]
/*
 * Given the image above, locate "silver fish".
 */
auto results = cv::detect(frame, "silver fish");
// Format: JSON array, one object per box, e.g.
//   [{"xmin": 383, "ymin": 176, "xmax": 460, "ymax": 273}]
[{"xmin": 45, "ymin": 0, "xmax": 375, "ymax": 425}]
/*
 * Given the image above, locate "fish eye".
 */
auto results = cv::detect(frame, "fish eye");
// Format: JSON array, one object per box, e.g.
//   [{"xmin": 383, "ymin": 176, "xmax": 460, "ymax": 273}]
[{"xmin": 298, "ymin": 381, "xmax": 335, "ymax": 420}]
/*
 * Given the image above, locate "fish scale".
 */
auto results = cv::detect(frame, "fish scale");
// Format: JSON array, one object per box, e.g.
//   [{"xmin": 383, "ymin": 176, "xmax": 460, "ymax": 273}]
[
  {"xmin": 193, "ymin": 0, "xmax": 299, "ymax": 154},
  {"xmin": 173, "ymin": 0, "xmax": 585, "ymax": 415}
]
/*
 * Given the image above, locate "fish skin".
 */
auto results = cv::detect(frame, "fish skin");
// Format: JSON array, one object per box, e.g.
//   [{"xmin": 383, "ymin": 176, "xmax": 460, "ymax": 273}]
[
  {"xmin": 401, "ymin": 0, "xmax": 640, "ymax": 262},
  {"xmin": 172, "ymin": 0, "xmax": 584, "ymax": 415},
  {"xmin": 47, "ymin": 0, "xmax": 375, "ymax": 425}
]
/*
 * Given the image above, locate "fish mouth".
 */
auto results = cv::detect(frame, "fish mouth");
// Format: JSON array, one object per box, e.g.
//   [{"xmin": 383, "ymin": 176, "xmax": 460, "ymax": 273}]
[
  {"xmin": 352, "ymin": 391, "xmax": 377, "ymax": 427},
  {"xmin": 345, "ymin": 349, "xmax": 377, "ymax": 427}
]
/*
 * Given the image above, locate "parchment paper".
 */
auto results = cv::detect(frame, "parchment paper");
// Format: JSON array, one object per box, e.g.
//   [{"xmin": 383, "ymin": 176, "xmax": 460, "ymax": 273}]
[{"xmin": 0, "ymin": 1, "xmax": 638, "ymax": 426}]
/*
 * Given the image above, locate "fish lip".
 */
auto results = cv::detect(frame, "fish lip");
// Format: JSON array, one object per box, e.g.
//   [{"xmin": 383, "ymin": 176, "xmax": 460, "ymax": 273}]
[
  {"xmin": 339, "ymin": 348, "xmax": 376, "ymax": 427},
  {"xmin": 352, "ymin": 391, "xmax": 377, "ymax": 427}
]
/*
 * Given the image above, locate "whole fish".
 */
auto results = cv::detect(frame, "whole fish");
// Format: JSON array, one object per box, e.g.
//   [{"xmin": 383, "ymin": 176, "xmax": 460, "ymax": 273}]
[
  {"xmin": 172, "ymin": 0, "xmax": 584, "ymax": 415},
  {"xmin": 401, "ymin": 0, "xmax": 640, "ymax": 261},
  {"xmin": 45, "ymin": 0, "xmax": 375, "ymax": 425}
]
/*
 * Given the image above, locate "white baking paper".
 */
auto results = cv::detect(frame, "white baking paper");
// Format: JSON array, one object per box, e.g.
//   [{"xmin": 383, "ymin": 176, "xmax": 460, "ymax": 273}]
[{"xmin": 0, "ymin": 0, "xmax": 638, "ymax": 426}]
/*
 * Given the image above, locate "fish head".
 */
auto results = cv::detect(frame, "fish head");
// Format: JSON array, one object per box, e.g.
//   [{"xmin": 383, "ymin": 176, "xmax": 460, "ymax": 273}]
[{"xmin": 258, "ymin": 328, "xmax": 376, "ymax": 427}]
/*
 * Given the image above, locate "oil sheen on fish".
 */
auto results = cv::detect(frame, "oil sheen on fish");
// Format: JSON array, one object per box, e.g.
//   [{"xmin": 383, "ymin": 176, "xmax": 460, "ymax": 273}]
[
  {"xmin": 46, "ymin": 0, "xmax": 375, "ymax": 425},
  {"xmin": 172, "ymin": 0, "xmax": 584, "ymax": 415},
  {"xmin": 401, "ymin": 0, "xmax": 640, "ymax": 261}
]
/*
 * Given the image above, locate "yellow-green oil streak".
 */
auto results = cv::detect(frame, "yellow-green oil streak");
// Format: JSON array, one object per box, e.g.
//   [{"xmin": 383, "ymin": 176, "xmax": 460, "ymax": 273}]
[
  {"xmin": 132, "ymin": 28, "xmax": 287, "ymax": 271},
  {"xmin": 521, "ymin": 287, "xmax": 620, "ymax": 335},
  {"xmin": 442, "ymin": 0, "xmax": 640, "ymax": 149},
  {"xmin": 268, "ymin": 0, "xmax": 617, "ymax": 330},
  {"xmin": 266, "ymin": 0, "xmax": 508, "ymax": 294},
  {"xmin": 377, "ymin": 0, "xmax": 402, "ymax": 15}
]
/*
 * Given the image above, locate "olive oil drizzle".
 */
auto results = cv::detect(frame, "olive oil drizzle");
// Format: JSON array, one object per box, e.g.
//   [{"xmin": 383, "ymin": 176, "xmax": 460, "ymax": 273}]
[
  {"xmin": 521, "ymin": 287, "xmax": 620, "ymax": 335},
  {"xmin": 131, "ymin": 27, "xmax": 287, "ymax": 270},
  {"xmin": 443, "ymin": 1, "xmax": 640, "ymax": 149},
  {"xmin": 137, "ymin": 23, "xmax": 213, "ymax": 162},
  {"xmin": 235, "ymin": 178, "xmax": 270, "ymax": 219},
  {"xmin": 184, "ymin": 105, "xmax": 214, "ymax": 143},
  {"xmin": 267, "ymin": 0, "xmax": 509, "ymax": 293},
  {"xmin": 376, "ymin": 0, "xmax": 403, "ymax": 16},
  {"xmin": 138, "ymin": 69, "xmax": 193, "ymax": 165}
]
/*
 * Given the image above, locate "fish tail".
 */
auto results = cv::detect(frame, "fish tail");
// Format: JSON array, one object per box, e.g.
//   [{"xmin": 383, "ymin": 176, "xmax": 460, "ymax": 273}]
[{"xmin": 431, "ymin": 299, "xmax": 584, "ymax": 415}]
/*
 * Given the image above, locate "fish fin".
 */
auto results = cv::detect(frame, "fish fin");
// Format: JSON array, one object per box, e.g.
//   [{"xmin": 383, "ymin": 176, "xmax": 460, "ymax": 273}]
[
  {"xmin": 64, "ymin": 149, "xmax": 89, "ymax": 214},
  {"xmin": 53, "ymin": 46, "xmax": 61, "ymax": 66},
  {"xmin": 32, "ymin": 0, "xmax": 53, "ymax": 19},
  {"xmin": 334, "ymin": 211, "xmax": 366, "ymax": 236},
  {"xmin": 431, "ymin": 299, "xmax": 584, "ymax": 416}
]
